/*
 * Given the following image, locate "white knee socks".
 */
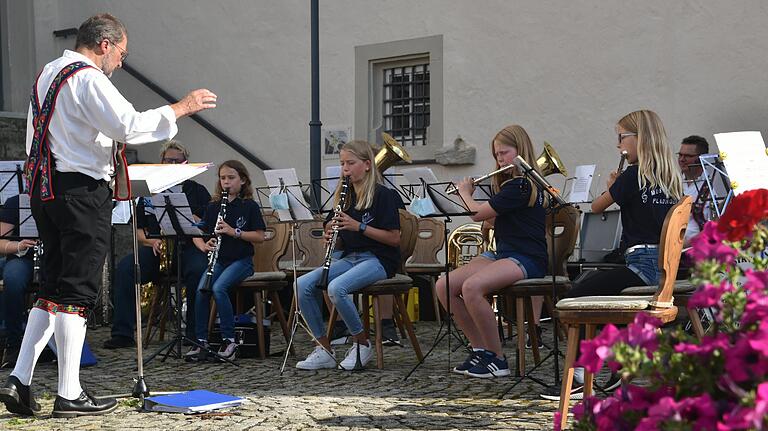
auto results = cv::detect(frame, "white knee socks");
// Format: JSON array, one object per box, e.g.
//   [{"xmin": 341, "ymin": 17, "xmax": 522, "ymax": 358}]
[
  {"xmin": 11, "ymin": 307, "xmax": 56, "ymax": 386},
  {"xmin": 54, "ymin": 312, "xmax": 87, "ymax": 400}
]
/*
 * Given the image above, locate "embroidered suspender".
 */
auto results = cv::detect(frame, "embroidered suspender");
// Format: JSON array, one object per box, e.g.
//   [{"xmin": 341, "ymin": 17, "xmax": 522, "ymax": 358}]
[{"xmin": 24, "ymin": 61, "xmax": 94, "ymax": 200}]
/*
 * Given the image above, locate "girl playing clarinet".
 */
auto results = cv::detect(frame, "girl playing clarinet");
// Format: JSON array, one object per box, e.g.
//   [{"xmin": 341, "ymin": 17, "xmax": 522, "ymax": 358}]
[
  {"xmin": 186, "ymin": 160, "xmax": 266, "ymax": 362},
  {"xmin": 437, "ymin": 124, "xmax": 548, "ymax": 378},
  {"xmin": 295, "ymin": 140, "xmax": 401, "ymax": 371}
]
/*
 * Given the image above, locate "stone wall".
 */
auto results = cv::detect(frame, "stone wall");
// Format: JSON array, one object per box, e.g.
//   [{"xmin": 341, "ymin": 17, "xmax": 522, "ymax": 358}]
[{"xmin": 0, "ymin": 113, "xmax": 26, "ymax": 161}]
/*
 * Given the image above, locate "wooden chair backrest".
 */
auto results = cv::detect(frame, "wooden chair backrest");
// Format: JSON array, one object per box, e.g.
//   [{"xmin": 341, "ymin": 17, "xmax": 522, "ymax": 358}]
[
  {"xmin": 252, "ymin": 210, "xmax": 291, "ymax": 273},
  {"xmin": 397, "ymin": 209, "xmax": 419, "ymax": 274},
  {"xmin": 407, "ymin": 218, "xmax": 445, "ymax": 266},
  {"xmin": 545, "ymin": 205, "xmax": 582, "ymax": 276},
  {"xmin": 652, "ymin": 196, "xmax": 692, "ymax": 307},
  {"xmin": 295, "ymin": 215, "xmax": 326, "ymax": 268},
  {"xmin": 447, "ymin": 223, "xmax": 486, "ymax": 268}
]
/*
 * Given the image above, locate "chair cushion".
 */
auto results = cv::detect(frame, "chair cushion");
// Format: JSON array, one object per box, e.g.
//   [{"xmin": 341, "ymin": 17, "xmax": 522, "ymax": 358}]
[
  {"xmin": 242, "ymin": 271, "xmax": 287, "ymax": 282},
  {"xmin": 620, "ymin": 280, "xmax": 696, "ymax": 296},
  {"xmin": 513, "ymin": 276, "xmax": 570, "ymax": 286},
  {"xmin": 368, "ymin": 273, "xmax": 413, "ymax": 286},
  {"xmin": 556, "ymin": 296, "xmax": 654, "ymax": 310}
]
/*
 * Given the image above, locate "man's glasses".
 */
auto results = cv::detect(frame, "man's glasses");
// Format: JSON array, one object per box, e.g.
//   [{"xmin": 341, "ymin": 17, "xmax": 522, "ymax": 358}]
[
  {"xmin": 618, "ymin": 132, "xmax": 637, "ymax": 143},
  {"xmin": 161, "ymin": 157, "xmax": 187, "ymax": 164},
  {"xmin": 107, "ymin": 40, "xmax": 129, "ymax": 61}
]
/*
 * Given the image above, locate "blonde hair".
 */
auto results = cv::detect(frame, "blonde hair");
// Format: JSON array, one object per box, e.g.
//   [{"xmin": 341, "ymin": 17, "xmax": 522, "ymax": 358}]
[
  {"xmin": 489, "ymin": 125, "xmax": 540, "ymax": 193},
  {"xmin": 212, "ymin": 160, "xmax": 254, "ymax": 201},
  {"xmin": 617, "ymin": 110, "xmax": 683, "ymax": 201},
  {"xmin": 334, "ymin": 140, "xmax": 379, "ymax": 210}
]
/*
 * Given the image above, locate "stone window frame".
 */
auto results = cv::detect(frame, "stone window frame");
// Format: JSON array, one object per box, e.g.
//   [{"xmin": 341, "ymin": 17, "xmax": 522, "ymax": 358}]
[{"xmin": 354, "ymin": 35, "xmax": 443, "ymax": 162}]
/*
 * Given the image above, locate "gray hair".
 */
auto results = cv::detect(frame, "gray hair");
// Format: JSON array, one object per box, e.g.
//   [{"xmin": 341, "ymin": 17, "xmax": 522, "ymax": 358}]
[
  {"xmin": 75, "ymin": 13, "xmax": 127, "ymax": 50},
  {"xmin": 160, "ymin": 140, "xmax": 190, "ymax": 161}
]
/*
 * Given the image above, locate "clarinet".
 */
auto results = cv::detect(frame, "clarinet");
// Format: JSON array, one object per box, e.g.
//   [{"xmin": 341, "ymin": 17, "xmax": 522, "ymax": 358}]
[
  {"xmin": 317, "ymin": 176, "xmax": 350, "ymax": 290},
  {"xmin": 200, "ymin": 190, "xmax": 229, "ymax": 293},
  {"xmin": 32, "ymin": 240, "xmax": 43, "ymax": 285}
]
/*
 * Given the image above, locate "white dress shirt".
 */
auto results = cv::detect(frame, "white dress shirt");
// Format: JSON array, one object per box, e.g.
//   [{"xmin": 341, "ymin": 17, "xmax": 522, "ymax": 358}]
[
  {"xmin": 25, "ymin": 50, "xmax": 178, "ymax": 182},
  {"xmin": 682, "ymin": 171, "xmax": 710, "ymax": 243}
]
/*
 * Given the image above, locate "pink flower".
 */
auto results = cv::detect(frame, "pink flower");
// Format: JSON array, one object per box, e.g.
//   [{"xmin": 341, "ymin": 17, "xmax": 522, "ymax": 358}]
[
  {"xmin": 741, "ymin": 290, "xmax": 768, "ymax": 327},
  {"xmin": 689, "ymin": 222, "xmax": 737, "ymax": 264},
  {"xmin": 674, "ymin": 333, "xmax": 730, "ymax": 356},
  {"xmin": 723, "ymin": 337, "xmax": 768, "ymax": 383},
  {"xmin": 689, "ymin": 281, "xmax": 733, "ymax": 308},
  {"xmin": 748, "ymin": 382, "xmax": 768, "ymax": 429},
  {"xmin": 747, "ymin": 320, "xmax": 768, "ymax": 357},
  {"xmin": 553, "ymin": 411, "xmax": 562, "ymax": 431},
  {"xmin": 744, "ymin": 269, "xmax": 768, "ymax": 293},
  {"xmin": 576, "ymin": 324, "xmax": 624, "ymax": 373},
  {"xmin": 626, "ymin": 313, "xmax": 662, "ymax": 356},
  {"xmin": 647, "ymin": 395, "xmax": 718, "ymax": 430}
]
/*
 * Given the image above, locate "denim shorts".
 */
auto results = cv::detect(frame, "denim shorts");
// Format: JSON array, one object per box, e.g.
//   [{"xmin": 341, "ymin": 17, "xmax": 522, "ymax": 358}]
[
  {"xmin": 624, "ymin": 246, "xmax": 660, "ymax": 285},
  {"xmin": 479, "ymin": 250, "xmax": 546, "ymax": 279}
]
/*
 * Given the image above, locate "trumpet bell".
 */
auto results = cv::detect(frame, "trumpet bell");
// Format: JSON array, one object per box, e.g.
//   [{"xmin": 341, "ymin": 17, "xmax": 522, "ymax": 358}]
[
  {"xmin": 375, "ymin": 132, "xmax": 413, "ymax": 172},
  {"xmin": 537, "ymin": 141, "xmax": 568, "ymax": 177}
]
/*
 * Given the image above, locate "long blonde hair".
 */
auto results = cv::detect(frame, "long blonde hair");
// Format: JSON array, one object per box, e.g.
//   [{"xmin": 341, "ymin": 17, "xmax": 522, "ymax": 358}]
[
  {"xmin": 489, "ymin": 125, "xmax": 540, "ymax": 193},
  {"xmin": 617, "ymin": 110, "xmax": 683, "ymax": 201},
  {"xmin": 334, "ymin": 140, "xmax": 380, "ymax": 210}
]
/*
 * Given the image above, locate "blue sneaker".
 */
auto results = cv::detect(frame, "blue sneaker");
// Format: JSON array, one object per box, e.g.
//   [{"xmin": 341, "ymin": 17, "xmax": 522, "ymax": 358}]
[
  {"xmin": 452, "ymin": 350, "xmax": 483, "ymax": 375},
  {"xmin": 465, "ymin": 352, "xmax": 511, "ymax": 378}
]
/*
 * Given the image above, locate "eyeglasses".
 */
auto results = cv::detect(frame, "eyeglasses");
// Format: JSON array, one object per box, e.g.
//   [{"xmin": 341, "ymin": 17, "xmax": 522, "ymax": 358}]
[
  {"xmin": 618, "ymin": 132, "xmax": 637, "ymax": 143},
  {"xmin": 107, "ymin": 40, "xmax": 129, "ymax": 61},
  {"xmin": 161, "ymin": 157, "xmax": 187, "ymax": 164},
  {"xmin": 677, "ymin": 153, "xmax": 699, "ymax": 159}
]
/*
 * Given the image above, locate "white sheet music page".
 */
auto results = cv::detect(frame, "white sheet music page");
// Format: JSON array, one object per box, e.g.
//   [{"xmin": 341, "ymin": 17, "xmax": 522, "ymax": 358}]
[
  {"xmin": 149, "ymin": 193, "xmax": 203, "ymax": 236},
  {"xmin": 714, "ymin": 131, "xmax": 768, "ymax": 195},
  {"xmin": 128, "ymin": 163, "xmax": 212, "ymax": 194},
  {"xmin": 263, "ymin": 168, "xmax": 314, "ymax": 222},
  {"xmin": 0, "ymin": 160, "xmax": 25, "ymax": 206},
  {"xmin": 569, "ymin": 164, "xmax": 596, "ymax": 203},
  {"xmin": 18, "ymin": 194, "xmax": 38, "ymax": 238}
]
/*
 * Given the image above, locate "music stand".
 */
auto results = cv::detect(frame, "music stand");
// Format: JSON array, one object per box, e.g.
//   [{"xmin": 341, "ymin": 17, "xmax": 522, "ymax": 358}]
[
  {"xmin": 0, "ymin": 161, "xmax": 24, "ymax": 207},
  {"xmin": 259, "ymin": 169, "xmax": 332, "ymax": 374},
  {"xmin": 403, "ymin": 171, "xmax": 475, "ymax": 380},
  {"xmin": 499, "ymin": 156, "xmax": 570, "ymax": 397}
]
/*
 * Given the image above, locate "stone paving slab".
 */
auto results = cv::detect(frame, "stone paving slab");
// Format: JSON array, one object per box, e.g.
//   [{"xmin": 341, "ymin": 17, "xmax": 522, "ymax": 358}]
[{"xmin": 0, "ymin": 322, "xmax": 565, "ymax": 430}]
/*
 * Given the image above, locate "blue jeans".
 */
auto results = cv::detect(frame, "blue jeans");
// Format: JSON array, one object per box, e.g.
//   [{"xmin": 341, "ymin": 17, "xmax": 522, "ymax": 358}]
[
  {"xmin": 1, "ymin": 258, "xmax": 33, "ymax": 346},
  {"xmin": 625, "ymin": 247, "xmax": 660, "ymax": 285},
  {"xmin": 111, "ymin": 243, "xmax": 208, "ymax": 340},
  {"xmin": 297, "ymin": 251, "xmax": 387, "ymax": 339},
  {"xmin": 194, "ymin": 257, "xmax": 253, "ymax": 341}
]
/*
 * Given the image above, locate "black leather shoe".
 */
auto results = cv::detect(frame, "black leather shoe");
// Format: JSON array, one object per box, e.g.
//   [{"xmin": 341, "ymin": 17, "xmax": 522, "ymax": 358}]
[
  {"xmin": 102, "ymin": 336, "xmax": 135, "ymax": 349},
  {"xmin": 0, "ymin": 375, "xmax": 41, "ymax": 416},
  {"xmin": 52, "ymin": 390, "xmax": 118, "ymax": 418}
]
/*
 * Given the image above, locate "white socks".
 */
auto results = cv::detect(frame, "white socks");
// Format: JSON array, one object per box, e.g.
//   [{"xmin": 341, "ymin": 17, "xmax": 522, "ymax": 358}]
[
  {"xmin": 11, "ymin": 307, "xmax": 56, "ymax": 386},
  {"xmin": 54, "ymin": 312, "xmax": 87, "ymax": 400}
]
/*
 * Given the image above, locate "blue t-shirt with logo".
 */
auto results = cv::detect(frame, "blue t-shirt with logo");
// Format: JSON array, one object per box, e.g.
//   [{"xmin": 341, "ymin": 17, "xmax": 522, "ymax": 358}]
[
  {"xmin": 609, "ymin": 165, "xmax": 677, "ymax": 248},
  {"xmin": 337, "ymin": 184, "xmax": 401, "ymax": 277},
  {"xmin": 488, "ymin": 177, "xmax": 548, "ymax": 266},
  {"xmin": 201, "ymin": 197, "xmax": 266, "ymax": 266}
]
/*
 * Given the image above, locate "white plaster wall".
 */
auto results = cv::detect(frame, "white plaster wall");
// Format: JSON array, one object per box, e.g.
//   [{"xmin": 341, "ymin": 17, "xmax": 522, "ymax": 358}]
[{"xmin": 11, "ymin": 0, "xmax": 768, "ymax": 192}]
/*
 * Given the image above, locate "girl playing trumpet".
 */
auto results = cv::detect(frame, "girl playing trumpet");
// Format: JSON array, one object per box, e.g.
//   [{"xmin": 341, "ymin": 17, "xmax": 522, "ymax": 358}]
[{"xmin": 437, "ymin": 124, "xmax": 548, "ymax": 378}]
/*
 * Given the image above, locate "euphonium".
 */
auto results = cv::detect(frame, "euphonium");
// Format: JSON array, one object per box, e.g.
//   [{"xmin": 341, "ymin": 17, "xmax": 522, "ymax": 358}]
[
  {"xmin": 317, "ymin": 175, "xmax": 350, "ymax": 290},
  {"xmin": 376, "ymin": 132, "xmax": 412, "ymax": 172},
  {"xmin": 200, "ymin": 190, "xmax": 229, "ymax": 294}
]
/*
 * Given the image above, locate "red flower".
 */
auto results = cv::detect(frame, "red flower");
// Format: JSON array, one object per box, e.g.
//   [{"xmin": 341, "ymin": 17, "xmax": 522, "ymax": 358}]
[{"xmin": 716, "ymin": 188, "xmax": 768, "ymax": 241}]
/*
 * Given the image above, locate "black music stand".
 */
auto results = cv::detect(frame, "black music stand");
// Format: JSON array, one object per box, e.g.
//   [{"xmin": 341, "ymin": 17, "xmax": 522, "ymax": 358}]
[
  {"xmin": 404, "ymin": 178, "xmax": 475, "ymax": 380},
  {"xmin": 499, "ymin": 156, "xmax": 570, "ymax": 397},
  {"xmin": 141, "ymin": 193, "xmax": 238, "ymax": 367}
]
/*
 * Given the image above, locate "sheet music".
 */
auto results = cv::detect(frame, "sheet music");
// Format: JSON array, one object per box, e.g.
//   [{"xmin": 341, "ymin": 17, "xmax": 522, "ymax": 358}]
[
  {"xmin": 569, "ymin": 164, "xmax": 596, "ymax": 203},
  {"xmin": 263, "ymin": 168, "xmax": 314, "ymax": 222},
  {"xmin": 325, "ymin": 165, "xmax": 341, "ymax": 193},
  {"xmin": 128, "ymin": 163, "xmax": 212, "ymax": 195},
  {"xmin": 111, "ymin": 200, "xmax": 133, "ymax": 224},
  {"xmin": 18, "ymin": 194, "xmax": 38, "ymax": 238},
  {"xmin": 149, "ymin": 193, "xmax": 203, "ymax": 236},
  {"xmin": 402, "ymin": 167, "xmax": 467, "ymax": 215},
  {"xmin": 0, "ymin": 160, "xmax": 25, "ymax": 205},
  {"xmin": 714, "ymin": 131, "xmax": 768, "ymax": 195}
]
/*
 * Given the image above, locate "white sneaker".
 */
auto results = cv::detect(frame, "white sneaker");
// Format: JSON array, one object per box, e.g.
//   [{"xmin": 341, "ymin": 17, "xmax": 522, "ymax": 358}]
[
  {"xmin": 338, "ymin": 342, "xmax": 374, "ymax": 370},
  {"xmin": 295, "ymin": 346, "xmax": 336, "ymax": 370}
]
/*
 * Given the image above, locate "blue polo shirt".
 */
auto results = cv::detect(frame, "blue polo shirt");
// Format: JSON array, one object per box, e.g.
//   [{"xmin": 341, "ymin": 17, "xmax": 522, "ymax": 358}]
[
  {"xmin": 609, "ymin": 165, "xmax": 676, "ymax": 248},
  {"xmin": 488, "ymin": 177, "xmax": 548, "ymax": 265},
  {"xmin": 200, "ymin": 197, "xmax": 266, "ymax": 266}
]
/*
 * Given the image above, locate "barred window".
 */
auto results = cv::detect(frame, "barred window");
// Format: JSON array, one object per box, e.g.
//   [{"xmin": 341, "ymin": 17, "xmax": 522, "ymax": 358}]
[{"xmin": 383, "ymin": 64, "xmax": 430, "ymax": 146}]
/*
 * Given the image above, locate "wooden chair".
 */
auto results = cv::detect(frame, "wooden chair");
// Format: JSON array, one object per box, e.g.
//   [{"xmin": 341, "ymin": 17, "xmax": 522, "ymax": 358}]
[
  {"xmin": 495, "ymin": 205, "xmax": 581, "ymax": 375},
  {"xmin": 325, "ymin": 209, "xmax": 423, "ymax": 369},
  {"xmin": 621, "ymin": 280, "xmax": 702, "ymax": 337},
  {"xmin": 405, "ymin": 218, "xmax": 445, "ymax": 322},
  {"xmin": 208, "ymin": 210, "xmax": 294, "ymax": 359},
  {"xmin": 553, "ymin": 196, "xmax": 691, "ymax": 430}
]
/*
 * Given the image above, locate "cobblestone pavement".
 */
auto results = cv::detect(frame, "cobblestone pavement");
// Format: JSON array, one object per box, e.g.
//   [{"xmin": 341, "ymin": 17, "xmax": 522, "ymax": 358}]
[{"xmin": 0, "ymin": 321, "xmax": 569, "ymax": 430}]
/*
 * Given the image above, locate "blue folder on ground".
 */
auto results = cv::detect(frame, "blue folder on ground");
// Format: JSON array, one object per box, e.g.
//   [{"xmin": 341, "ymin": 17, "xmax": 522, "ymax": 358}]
[{"xmin": 144, "ymin": 390, "xmax": 245, "ymax": 413}]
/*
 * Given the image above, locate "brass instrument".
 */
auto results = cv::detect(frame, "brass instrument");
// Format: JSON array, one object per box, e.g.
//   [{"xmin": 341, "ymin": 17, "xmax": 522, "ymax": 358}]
[
  {"xmin": 200, "ymin": 190, "xmax": 229, "ymax": 293},
  {"xmin": 617, "ymin": 150, "xmax": 628, "ymax": 173},
  {"xmin": 446, "ymin": 142, "xmax": 567, "ymax": 194},
  {"xmin": 376, "ymin": 132, "xmax": 412, "ymax": 171},
  {"xmin": 317, "ymin": 175, "xmax": 350, "ymax": 290},
  {"xmin": 447, "ymin": 223, "xmax": 493, "ymax": 269}
]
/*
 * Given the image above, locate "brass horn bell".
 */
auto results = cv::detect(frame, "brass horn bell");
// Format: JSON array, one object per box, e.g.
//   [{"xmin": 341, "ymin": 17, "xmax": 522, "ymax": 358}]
[
  {"xmin": 536, "ymin": 141, "xmax": 568, "ymax": 177},
  {"xmin": 375, "ymin": 132, "xmax": 413, "ymax": 172}
]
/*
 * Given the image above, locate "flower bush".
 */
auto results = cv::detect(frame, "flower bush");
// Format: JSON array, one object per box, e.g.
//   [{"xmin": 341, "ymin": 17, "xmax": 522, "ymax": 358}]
[{"xmin": 565, "ymin": 188, "xmax": 768, "ymax": 431}]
